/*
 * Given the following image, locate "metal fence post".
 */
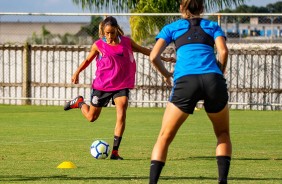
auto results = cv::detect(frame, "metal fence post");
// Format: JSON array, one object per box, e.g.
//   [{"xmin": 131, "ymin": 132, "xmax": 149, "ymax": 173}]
[
  {"xmin": 218, "ymin": 14, "xmax": 221, "ymax": 27},
  {"xmin": 22, "ymin": 42, "xmax": 31, "ymax": 105}
]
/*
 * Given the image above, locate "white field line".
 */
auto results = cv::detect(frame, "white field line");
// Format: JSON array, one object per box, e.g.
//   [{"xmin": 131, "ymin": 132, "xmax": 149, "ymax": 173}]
[{"xmin": 0, "ymin": 138, "xmax": 112, "ymax": 145}]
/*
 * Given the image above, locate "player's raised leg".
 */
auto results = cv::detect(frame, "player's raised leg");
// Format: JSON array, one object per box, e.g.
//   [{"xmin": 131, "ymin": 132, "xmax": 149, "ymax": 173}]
[
  {"xmin": 80, "ymin": 103, "xmax": 102, "ymax": 122},
  {"xmin": 64, "ymin": 96, "xmax": 84, "ymax": 111}
]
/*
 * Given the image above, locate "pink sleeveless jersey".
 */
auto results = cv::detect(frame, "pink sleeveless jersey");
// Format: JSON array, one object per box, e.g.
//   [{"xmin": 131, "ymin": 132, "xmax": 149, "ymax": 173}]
[{"xmin": 92, "ymin": 36, "xmax": 136, "ymax": 91}]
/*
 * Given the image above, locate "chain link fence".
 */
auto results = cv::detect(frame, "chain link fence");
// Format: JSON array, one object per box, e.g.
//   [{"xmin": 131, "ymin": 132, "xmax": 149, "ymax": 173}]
[{"xmin": 0, "ymin": 13, "xmax": 281, "ymax": 110}]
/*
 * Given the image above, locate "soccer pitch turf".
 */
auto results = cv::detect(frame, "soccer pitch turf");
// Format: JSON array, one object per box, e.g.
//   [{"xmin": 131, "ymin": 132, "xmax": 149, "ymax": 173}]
[{"xmin": 0, "ymin": 105, "xmax": 281, "ymax": 184}]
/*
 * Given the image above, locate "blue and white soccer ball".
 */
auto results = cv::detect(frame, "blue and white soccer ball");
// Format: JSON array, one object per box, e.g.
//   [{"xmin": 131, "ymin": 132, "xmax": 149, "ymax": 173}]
[{"xmin": 90, "ymin": 140, "xmax": 110, "ymax": 159}]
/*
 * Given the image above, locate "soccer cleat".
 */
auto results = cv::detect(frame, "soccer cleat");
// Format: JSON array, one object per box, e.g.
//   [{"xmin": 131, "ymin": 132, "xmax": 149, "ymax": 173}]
[
  {"xmin": 64, "ymin": 96, "xmax": 84, "ymax": 111},
  {"xmin": 110, "ymin": 150, "xmax": 124, "ymax": 160}
]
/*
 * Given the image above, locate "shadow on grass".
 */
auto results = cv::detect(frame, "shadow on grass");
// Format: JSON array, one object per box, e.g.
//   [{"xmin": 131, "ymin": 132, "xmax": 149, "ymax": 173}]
[
  {"xmin": 172, "ymin": 156, "xmax": 282, "ymax": 161},
  {"xmin": 0, "ymin": 175, "xmax": 281, "ymax": 182}
]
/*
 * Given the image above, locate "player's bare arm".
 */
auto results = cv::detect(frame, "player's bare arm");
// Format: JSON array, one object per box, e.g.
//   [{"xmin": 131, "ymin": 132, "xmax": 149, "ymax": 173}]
[
  {"xmin": 149, "ymin": 38, "xmax": 173, "ymax": 86},
  {"xmin": 71, "ymin": 44, "xmax": 100, "ymax": 84},
  {"xmin": 130, "ymin": 39, "xmax": 175, "ymax": 63},
  {"xmin": 130, "ymin": 38, "xmax": 151, "ymax": 55},
  {"xmin": 215, "ymin": 36, "xmax": 228, "ymax": 73}
]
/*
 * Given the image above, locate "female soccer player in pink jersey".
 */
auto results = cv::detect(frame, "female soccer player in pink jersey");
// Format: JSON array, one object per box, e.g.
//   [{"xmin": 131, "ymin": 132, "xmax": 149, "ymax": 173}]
[{"xmin": 64, "ymin": 16, "xmax": 174, "ymax": 160}]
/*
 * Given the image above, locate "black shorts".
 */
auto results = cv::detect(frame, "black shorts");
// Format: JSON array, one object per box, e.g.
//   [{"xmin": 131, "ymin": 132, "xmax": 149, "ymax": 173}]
[
  {"xmin": 90, "ymin": 89, "xmax": 130, "ymax": 107},
  {"xmin": 169, "ymin": 73, "xmax": 228, "ymax": 114}
]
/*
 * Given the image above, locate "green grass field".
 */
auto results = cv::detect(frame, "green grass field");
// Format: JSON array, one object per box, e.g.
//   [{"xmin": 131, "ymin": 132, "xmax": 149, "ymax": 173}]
[{"xmin": 0, "ymin": 105, "xmax": 281, "ymax": 184}]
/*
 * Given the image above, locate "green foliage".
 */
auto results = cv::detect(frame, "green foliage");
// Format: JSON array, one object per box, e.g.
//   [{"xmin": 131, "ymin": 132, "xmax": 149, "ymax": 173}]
[
  {"xmin": 42, "ymin": 25, "xmax": 51, "ymax": 37},
  {"xmin": 29, "ymin": 32, "xmax": 43, "ymax": 44},
  {"xmin": 72, "ymin": 0, "xmax": 248, "ymax": 44},
  {"xmin": 266, "ymin": 2, "xmax": 282, "ymax": 13},
  {"xmin": 0, "ymin": 105, "xmax": 281, "ymax": 183},
  {"xmin": 204, "ymin": 0, "xmax": 242, "ymax": 11},
  {"xmin": 27, "ymin": 26, "xmax": 75, "ymax": 45},
  {"xmin": 80, "ymin": 16, "xmax": 103, "ymax": 41},
  {"xmin": 27, "ymin": 26, "xmax": 54, "ymax": 44},
  {"xmin": 219, "ymin": 1, "xmax": 282, "ymax": 13},
  {"xmin": 130, "ymin": 0, "xmax": 159, "ymax": 44},
  {"xmin": 72, "ymin": 0, "xmax": 139, "ymax": 11},
  {"xmin": 72, "ymin": 0, "xmax": 248, "ymax": 14},
  {"xmin": 26, "ymin": 17, "xmax": 102, "ymax": 45},
  {"xmin": 57, "ymin": 33, "xmax": 78, "ymax": 45},
  {"xmin": 216, "ymin": 2, "xmax": 282, "ymax": 25},
  {"xmin": 129, "ymin": 0, "xmax": 178, "ymax": 43}
]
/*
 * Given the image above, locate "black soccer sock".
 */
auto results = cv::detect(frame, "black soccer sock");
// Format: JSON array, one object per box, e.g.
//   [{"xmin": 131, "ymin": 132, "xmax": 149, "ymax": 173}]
[
  {"xmin": 149, "ymin": 160, "xmax": 165, "ymax": 184},
  {"xmin": 216, "ymin": 156, "xmax": 231, "ymax": 184},
  {"xmin": 113, "ymin": 136, "xmax": 122, "ymax": 151}
]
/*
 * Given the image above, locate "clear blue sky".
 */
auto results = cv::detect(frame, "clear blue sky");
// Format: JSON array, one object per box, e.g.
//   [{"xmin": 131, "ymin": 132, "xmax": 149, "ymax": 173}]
[{"xmin": 0, "ymin": 0, "xmax": 280, "ymax": 13}]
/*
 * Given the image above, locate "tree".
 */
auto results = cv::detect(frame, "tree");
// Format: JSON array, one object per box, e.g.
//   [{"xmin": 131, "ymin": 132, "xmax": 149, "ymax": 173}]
[
  {"xmin": 80, "ymin": 16, "xmax": 103, "ymax": 41},
  {"xmin": 218, "ymin": 2, "xmax": 282, "ymax": 24},
  {"xmin": 25, "ymin": 15, "xmax": 103, "ymax": 45},
  {"xmin": 72, "ymin": 0, "xmax": 246, "ymax": 13},
  {"xmin": 27, "ymin": 26, "xmax": 53, "ymax": 44},
  {"xmin": 219, "ymin": 2, "xmax": 282, "ymax": 13},
  {"xmin": 73, "ymin": 0, "xmax": 246, "ymax": 43},
  {"xmin": 266, "ymin": 2, "xmax": 282, "ymax": 13}
]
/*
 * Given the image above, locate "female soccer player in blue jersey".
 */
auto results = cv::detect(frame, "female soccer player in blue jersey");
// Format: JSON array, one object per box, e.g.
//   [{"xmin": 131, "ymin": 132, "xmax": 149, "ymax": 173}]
[{"xmin": 148, "ymin": 0, "xmax": 232, "ymax": 183}]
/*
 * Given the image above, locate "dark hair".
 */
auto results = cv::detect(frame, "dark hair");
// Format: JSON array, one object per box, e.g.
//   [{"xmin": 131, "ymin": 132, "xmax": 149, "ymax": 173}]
[
  {"xmin": 99, "ymin": 16, "xmax": 124, "ymax": 38},
  {"xmin": 180, "ymin": 0, "xmax": 204, "ymax": 18}
]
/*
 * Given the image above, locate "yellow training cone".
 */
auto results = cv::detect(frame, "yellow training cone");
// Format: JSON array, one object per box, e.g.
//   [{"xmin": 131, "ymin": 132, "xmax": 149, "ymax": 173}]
[{"xmin": 57, "ymin": 161, "xmax": 77, "ymax": 169}]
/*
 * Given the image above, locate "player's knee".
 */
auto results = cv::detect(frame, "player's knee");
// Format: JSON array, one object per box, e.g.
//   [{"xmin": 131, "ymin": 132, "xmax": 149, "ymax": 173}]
[
  {"xmin": 160, "ymin": 131, "xmax": 176, "ymax": 144},
  {"xmin": 87, "ymin": 115, "xmax": 99, "ymax": 122}
]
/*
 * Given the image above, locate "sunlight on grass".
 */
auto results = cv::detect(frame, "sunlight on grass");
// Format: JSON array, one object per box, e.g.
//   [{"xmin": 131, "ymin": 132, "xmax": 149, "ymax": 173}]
[{"xmin": 0, "ymin": 105, "xmax": 281, "ymax": 183}]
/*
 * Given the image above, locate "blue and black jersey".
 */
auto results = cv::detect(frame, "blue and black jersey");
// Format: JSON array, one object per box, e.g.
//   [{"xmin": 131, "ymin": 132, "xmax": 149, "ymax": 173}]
[{"xmin": 156, "ymin": 18, "xmax": 226, "ymax": 82}]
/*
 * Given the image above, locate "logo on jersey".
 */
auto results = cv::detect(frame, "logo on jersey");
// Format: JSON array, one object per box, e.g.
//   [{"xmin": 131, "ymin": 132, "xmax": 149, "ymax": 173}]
[{"xmin": 92, "ymin": 96, "xmax": 99, "ymax": 105}]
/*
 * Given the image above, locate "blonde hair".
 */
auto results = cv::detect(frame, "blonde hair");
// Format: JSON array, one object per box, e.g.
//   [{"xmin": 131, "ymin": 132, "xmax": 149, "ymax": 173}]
[
  {"xmin": 98, "ymin": 16, "xmax": 124, "ymax": 38},
  {"xmin": 180, "ymin": 0, "xmax": 204, "ymax": 18}
]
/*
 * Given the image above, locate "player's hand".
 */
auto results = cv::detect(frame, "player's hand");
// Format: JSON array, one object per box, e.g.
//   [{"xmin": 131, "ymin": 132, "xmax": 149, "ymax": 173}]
[
  {"xmin": 163, "ymin": 57, "xmax": 176, "ymax": 63},
  {"xmin": 164, "ymin": 70, "xmax": 173, "ymax": 87},
  {"xmin": 71, "ymin": 73, "xmax": 79, "ymax": 84},
  {"xmin": 164, "ymin": 76, "xmax": 172, "ymax": 86},
  {"xmin": 216, "ymin": 60, "xmax": 226, "ymax": 74}
]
